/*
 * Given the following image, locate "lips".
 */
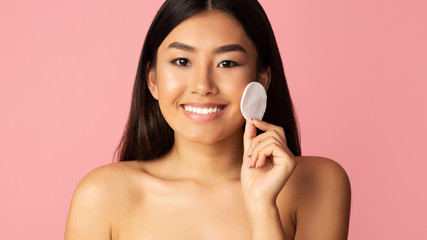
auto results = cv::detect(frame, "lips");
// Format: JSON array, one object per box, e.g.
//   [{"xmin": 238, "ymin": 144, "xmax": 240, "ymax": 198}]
[
  {"xmin": 180, "ymin": 103, "xmax": 227, "ymax": 121},
  {"xmin": 182, "ymin": 105, "xmax": 225, "ymax": 114}
]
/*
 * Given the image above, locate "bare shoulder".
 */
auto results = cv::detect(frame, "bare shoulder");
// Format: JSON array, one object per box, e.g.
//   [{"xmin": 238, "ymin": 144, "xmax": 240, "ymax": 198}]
[
  {"xmin": 65, "ymin": 161, "xmax": 141, "ymax": 240},
  {"xmin": 294, "ymin": 156, "xmax": 351, "ymax": 187},
  {"xmin": 282, "ymin": 156, "xmax": 351, "ymax": 239},
  {"xmin": 71, "ymin": 161, "xmax": 139, "ymax": 200},
  {"xmin": 82, "ymin": 160, "xmax": 140, "ymax": 184},
  {"xmin": 70, "ymin": 161, "xmax": 145, "ymax": 206},
  {"xmin": 291, "ymin": 156, "xmax": 351, "ymax": 206}
]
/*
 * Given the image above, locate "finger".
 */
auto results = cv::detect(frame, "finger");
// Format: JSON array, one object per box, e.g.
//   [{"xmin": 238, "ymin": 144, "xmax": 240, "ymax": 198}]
[
  {"xmin": 255, "ymin": 142, "xmax": 292, "ymax": 168},
  {"xmin": 243, "ymin": 119, "xmax": 257, "ymax": 154},
  {"xmin": 243, "ymin": 120, "xmax": 257, "ymax": 167},
  {"xmin": 249, "ymin": 136, "xmax": 284, "ymax": 168},
  {"xmin": 249, "ymin": 129, "xmax": 287, "ymax": 152},
  {"xmin": 250, "ymin": 136, "xmax": 287, "ymax": 168},
  {"xmin": 252, "ymin": 118, "xmax": 287, "ymax": 145}
]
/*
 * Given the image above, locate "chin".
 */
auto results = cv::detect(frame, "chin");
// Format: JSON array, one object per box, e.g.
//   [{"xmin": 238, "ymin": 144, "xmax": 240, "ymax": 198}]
[
  {"xmin": 165, "ymin": 113, "xmax": 246, "ymax": 145},
  {"xmin": 179, "ymin": 131, "xmax": 227, "ymax": 145},
  {"xmin": 175, "ymin": 123, "xmax": 245, "ymax": 145}
]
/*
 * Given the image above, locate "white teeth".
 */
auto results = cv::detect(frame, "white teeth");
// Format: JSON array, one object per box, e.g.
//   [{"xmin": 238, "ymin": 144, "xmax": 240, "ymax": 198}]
[{"xmin": 183, "ymin": 105, "xmax": 223, "ymax": 114}]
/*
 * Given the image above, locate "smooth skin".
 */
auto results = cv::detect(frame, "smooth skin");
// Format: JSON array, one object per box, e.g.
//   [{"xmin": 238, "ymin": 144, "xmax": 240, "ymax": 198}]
[{"xmin": 65, "ymin": 11, "xmax": 351, "ymax": 240}]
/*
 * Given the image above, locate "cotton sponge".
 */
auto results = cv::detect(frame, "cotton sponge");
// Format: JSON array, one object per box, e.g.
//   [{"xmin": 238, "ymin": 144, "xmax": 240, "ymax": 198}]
[{"xmin": 240, "ymin": 82, "xmax": 267, "ymax": 123}]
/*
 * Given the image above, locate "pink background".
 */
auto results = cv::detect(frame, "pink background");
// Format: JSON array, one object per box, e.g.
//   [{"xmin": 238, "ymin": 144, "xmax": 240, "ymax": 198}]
[{"xmin": 1, "ymin": 0, "xmax": 426, "ymax": 239}]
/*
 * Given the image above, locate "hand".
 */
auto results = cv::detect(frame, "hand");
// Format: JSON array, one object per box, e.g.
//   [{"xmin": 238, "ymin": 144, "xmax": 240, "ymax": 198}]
[{"xmin": 241, "ymin": 118, "xmax": 297, "ymax": 205}]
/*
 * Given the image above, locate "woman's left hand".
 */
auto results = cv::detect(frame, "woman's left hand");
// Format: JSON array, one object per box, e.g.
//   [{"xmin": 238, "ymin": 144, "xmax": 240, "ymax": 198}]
[{"xmin": 241, "ymin": 118, "xmax": 297, "ymax": 205}]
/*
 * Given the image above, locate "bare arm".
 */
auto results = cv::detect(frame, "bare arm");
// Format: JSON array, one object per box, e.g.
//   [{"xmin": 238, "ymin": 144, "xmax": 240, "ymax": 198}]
[
  {"xmin": 65, "ymin": 167, "xmax": 113, "ymax": 240},
  {"xmin": 246, "ymin": 202, "xmax": 286, "ymax": 240},
  {"xmin": 241, "ymin": 119, "xmax": 296, "ymax": 240},
  {"xmin": 246, "ymin": 157, "xmax": 352, "ymax": 240},
  {"xmin": 241, "ymin": 118, "xmax": 351, "ymax": 239}
]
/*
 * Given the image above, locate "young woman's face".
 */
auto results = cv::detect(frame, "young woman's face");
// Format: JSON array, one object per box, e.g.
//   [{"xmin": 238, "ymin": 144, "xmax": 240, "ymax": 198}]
[{"xmin": 148, "ymin": 11, "xmax": 267, "ymax": 144}]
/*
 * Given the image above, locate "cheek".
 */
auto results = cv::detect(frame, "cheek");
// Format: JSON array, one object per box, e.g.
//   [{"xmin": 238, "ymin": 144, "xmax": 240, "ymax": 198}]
[
  {"xmin": 218, "ymin": 68, "xmax": 253, "ymax": 98},
  {"xmin": 222, "ymin": 81, "xmax": 247, "ymax": 102},
  {"xmin": 156, "ymin": 67, "xmax": 186, "ymax": 99}
]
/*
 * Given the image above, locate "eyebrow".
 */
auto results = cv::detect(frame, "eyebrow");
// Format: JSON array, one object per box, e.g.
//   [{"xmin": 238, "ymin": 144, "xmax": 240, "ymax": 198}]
[
  {"xmin": 168, "ymin": 42, "xmax": 196, "ymax": 52},
  {"xmin": 214, "ymin": 44, "xmax": 247, "ymax": 54},
  {"xmin": 167, "ymin": 42, "xmax": 247, "ymax": 54}
]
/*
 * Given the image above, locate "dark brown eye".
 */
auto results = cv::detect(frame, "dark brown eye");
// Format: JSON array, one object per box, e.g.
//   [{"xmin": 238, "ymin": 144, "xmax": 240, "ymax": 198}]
[
  {"xmin": 173, "ymin": 58, "xmax": 190, "ymax": 66},
  {"xmin": 218, "ymin": 60, "xmax": 238, "ymax": 68}
]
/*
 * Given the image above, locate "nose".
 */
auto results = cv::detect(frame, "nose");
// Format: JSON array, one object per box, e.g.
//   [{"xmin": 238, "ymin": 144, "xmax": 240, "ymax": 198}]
[{"xmin": 188, "ymin": 64, "xmax": 218, "ymax": 96}]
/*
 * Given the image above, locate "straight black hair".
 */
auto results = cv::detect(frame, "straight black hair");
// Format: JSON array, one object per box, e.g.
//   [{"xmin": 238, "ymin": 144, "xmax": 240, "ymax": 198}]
[{"xmin": 116, "ymin": 0, "xmax": 301, "ymax": 161}]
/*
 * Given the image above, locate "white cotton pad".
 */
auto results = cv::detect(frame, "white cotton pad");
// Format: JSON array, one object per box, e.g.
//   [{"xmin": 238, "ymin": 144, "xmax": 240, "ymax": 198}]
[{"xmin": 240, "ymin": 82, "xmax": 267, "ymax": 123}]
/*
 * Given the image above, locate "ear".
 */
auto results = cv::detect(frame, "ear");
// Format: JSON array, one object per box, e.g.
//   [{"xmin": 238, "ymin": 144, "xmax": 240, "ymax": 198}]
[
  {"xmin": 257, "ymin": 66, "xmax": 271, "ymax": 91},
  {"xmin": 147, "ymin": 63, "xmax": 159, "ymax": 100}
]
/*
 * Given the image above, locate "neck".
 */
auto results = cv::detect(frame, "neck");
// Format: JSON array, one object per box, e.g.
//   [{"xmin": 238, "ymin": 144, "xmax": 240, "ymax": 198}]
[{"xmin": 167, "ymin": 127, "xmax": 244, "ymax": 184}]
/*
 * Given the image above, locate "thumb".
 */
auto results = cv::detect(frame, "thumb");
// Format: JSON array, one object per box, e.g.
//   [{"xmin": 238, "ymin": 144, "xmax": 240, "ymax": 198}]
[{"xmin": 243, "ymin": 119, "xmax": 257, "ymax": 154}]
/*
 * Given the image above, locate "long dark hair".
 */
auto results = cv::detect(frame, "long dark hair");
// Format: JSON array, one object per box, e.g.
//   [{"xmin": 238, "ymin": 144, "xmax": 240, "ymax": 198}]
[{"xmin": 116, "ymin": 0, "xmax": 301, "ymax": 161}]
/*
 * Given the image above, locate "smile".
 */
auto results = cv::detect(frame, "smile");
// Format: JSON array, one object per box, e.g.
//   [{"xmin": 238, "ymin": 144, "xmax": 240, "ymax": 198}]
[{"xmin": 182, "ymin": 105, "xmax": 225, "ymax": 115}]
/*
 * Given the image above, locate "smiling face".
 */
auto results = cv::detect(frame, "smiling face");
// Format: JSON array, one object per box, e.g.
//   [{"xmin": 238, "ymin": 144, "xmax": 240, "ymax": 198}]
[{"xmin": 148, "ymin": 11, "xmax": 270, "ymax": 144}]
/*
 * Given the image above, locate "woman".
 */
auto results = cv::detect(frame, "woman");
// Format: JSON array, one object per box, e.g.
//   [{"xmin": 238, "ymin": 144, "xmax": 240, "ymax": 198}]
[{"xmin": 65, "ymin": 0, "xmax": 351, "ymax": 239}]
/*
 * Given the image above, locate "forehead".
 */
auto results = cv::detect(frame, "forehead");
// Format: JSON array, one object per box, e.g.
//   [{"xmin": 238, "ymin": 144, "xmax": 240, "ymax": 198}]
[{"xmin": 159, "ymin": 11, "xmax": 256, "ymax": 53}]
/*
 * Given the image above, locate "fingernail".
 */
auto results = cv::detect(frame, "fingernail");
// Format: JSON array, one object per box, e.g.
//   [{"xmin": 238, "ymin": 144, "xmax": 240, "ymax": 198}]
[
  {"xmin": 247, "ymin": 146, "xmax": 252, "ymax": 157},
  {"xmin": 251, "ymin": 156, "xmax": 257, "ymax": 167}
]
